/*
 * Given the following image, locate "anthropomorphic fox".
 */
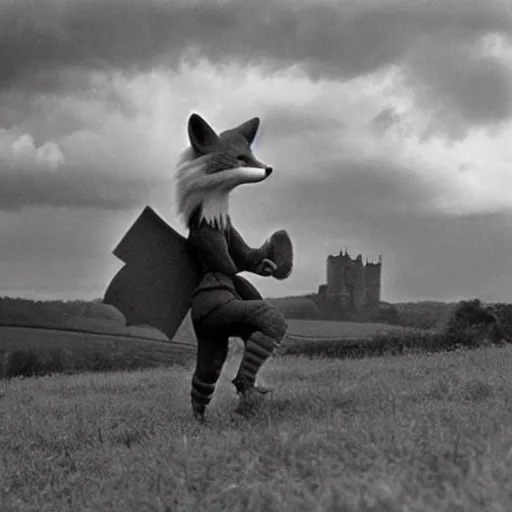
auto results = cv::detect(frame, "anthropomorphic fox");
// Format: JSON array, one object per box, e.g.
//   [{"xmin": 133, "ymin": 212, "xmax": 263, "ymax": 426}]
[{"xmin": 176, "ymin": 113, "xmax": 291, "ymax": 421}]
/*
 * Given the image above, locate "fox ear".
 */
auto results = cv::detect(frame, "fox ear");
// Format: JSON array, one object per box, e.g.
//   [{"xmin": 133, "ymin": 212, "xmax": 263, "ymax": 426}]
[
  {"xmin": 235, "ymin": 117, "xmax": 260, "ymax": 145},
  {"xmin": 188, "ymin": 113, "xmax": 218, "ymax": 154}
]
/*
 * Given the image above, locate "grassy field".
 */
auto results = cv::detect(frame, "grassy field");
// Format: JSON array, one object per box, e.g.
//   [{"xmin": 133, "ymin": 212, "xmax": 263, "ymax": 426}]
[
  {"xmin": 2, "ymin": 344, "xmax": 512, "ymax": 511},
  {"xmin": 0, "ymin": 315, "xmax": 462, "ymax": 380}
]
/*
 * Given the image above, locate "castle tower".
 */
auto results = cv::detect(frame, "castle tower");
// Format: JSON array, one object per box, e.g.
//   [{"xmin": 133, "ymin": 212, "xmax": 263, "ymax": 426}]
[
  {"xmin": 364, "ymin": 258, "xmax": 382, "ymax": 315},
  {"xmin": 324, "ymin": 250, "xmax": 382, "ymax": 319}
]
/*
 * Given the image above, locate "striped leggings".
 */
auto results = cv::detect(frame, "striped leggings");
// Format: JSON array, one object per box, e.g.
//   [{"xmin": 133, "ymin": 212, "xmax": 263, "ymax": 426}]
[{"xmin": 190, "ymin": 284, "xmax": 287, "ymax": 411}]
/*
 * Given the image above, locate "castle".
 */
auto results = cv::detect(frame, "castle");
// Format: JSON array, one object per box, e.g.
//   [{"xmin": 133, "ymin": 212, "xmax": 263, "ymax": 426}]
[{"xmin": 317, "ymin": 250, "xmax": 382, "ymax": 320}]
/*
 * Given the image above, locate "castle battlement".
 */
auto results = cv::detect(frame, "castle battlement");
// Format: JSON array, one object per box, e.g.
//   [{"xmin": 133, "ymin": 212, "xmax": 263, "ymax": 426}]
[{"xmin": 318, "ymin": 250, "xmax": 382, "ymax": 320}]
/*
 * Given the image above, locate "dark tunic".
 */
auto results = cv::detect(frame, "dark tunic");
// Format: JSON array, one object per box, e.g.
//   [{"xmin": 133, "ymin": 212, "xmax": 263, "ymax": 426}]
[{"xmin": 187, "ymin": 213, "xmax": 267, "ymax": 326}]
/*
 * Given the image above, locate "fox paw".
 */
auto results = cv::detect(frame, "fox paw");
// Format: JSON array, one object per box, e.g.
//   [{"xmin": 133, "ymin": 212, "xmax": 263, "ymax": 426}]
[{"xmin": 255, "ymin": 258, "xmax": 277, "ymax": 277}]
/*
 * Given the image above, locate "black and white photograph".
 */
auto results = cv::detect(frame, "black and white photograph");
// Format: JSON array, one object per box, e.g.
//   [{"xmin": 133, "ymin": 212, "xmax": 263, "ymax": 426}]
[{"xmin": 1, "ymin": 0, "xmax": 512, "ymax": 510}]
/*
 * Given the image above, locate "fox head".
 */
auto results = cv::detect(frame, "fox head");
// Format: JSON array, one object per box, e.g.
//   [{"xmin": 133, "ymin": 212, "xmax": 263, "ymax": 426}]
[{"xmin": 176, "ymin": 113, "xmax": 273, "ymax": 229}]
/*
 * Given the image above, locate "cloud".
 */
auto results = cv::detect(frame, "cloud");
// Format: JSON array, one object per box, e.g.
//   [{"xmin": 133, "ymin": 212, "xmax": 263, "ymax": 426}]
[
  {"xmin": 3, "ymin": 0, "xmax": 509, "ymax": 78},
  {"xmin": 37, "ymin": 141, "xmax": 65, "ymax": 168},
  {"xmin": 11, "ymin": 134, "xmax": 36, "ymax": 157},
  {"xmin": 0, "ymin": 129, "xmax": 168, "ymax": 211},
  {"xmin": 10, "ymin": 134, "xmax": 65, "ymax": 170},
  {"xmin": 403, "ymin": 33, "xmax": 512, "ymax": 137},
  {"xmin": 372, "ymin": 107, "xmax": 401, "ymax": 133},
  {"xmin": 0, "ymin": 71, "xmax": 185, "ymax": 211},
  {"xmin": 0, "ymin": 162, "xmax": 154, "ymax": 211},
  {"xmin": 262, "ymin": 104, "xmax": 347, "ymax": 142},
  {"xmin": 2, "ymin": 0, "xmax": 511, "ymax": 135}
]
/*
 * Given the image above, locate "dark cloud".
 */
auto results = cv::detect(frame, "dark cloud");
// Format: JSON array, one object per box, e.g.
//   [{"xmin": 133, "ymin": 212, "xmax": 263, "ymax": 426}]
[
  {"xmin": 262, "ymin": 105, "xmax": 346, "ymax": 140},
  {"xmin": 248, "ymin": 158, "xmax": 441, "ymax": 229},
  {"xmin": 0, "ymin": 92, "xmax": 89, "ymax": 143},
  {"xmin": 372, "ymin": 107, "xmax": 401, "ymax": 133},
  {"xmin": 0, "ymin": 69, "xmax": 135, "ymax": 136},
  {"xmin": 404, "ymin": 34, "xmax": 512, "ymax": 138},
  {"xmin": 2, "ymin": 0, "xmax": 511, "ymax": 133},
  {"xmin": 0, "ymin": 158, "xmax": 166, "ymax": 211},
  {"xmin": 0, "ymin": 0, "xmax": 187, "ymax": 91}
]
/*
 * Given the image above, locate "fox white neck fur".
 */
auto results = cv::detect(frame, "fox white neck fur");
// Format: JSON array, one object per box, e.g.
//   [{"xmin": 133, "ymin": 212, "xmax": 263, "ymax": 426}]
[{"xmin": 175, "ymin": 147, "xmax": 268, "ymax": 230}]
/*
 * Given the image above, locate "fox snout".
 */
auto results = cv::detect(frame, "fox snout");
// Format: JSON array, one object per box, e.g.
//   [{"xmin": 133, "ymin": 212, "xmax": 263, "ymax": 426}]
[
  {"xmin": 248, "ymin": 160, "xmax": 272, "ymax": 177},
  {"xmin": 233, "ymin": 164, "xmax": 272, "ymax": 185},
  {"xmin": 237, "ymin": 156, "xmax": 273, "ymax": 183},
  {"xmin": 252, "ymin": 160, "xmax": 273, "ymax": 177},
  {"xmin": 244, "ymin": 156, "xmax": 272, "ymax": 176}
]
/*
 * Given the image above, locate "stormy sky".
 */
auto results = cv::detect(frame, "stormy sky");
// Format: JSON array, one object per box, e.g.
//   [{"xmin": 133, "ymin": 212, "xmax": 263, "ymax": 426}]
[{"xmin": 1, "ymin": 0, "xmax": 512, "ymax": 303}]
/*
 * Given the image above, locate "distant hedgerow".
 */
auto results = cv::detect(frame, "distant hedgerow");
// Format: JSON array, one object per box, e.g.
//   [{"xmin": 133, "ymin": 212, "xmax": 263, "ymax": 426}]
[
  {"xmin": 1, "ymin": 348, "xmax": 69, "ymax": 379},
  {"xmin": 3, "ymin": 349, "xmax": 45, "ymax": 379},
  {"xmin": 280, "ymin": 327, "xmax": 492, "ymax": 361}
]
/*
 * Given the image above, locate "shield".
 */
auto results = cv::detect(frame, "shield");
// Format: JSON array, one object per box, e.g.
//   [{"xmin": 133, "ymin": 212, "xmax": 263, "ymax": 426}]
[{"xmin": 103, "ymin": 206, "xmax": 201, "ymax": 341}]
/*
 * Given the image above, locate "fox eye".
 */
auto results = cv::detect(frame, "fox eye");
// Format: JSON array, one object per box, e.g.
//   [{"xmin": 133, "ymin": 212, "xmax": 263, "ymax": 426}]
[{"xmin": 237, "ymin": 155, "xmax": 249, "ymax": 164}]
